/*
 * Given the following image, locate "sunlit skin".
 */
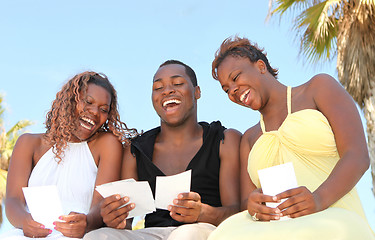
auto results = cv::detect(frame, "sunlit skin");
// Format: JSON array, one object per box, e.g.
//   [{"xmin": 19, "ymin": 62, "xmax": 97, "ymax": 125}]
[
  {"xmin": 98, "ymin": 63, "xmax": 242, "ymax": 229},
  {"xmin": 71, "ymin": 83, "xmax": 111, "ymax": 142},
  {"xmin": 152, "ymin": 64, "xmax": 200, "ymax": 127},
  {"xmin": 216, "ymin": 55, "xmax": 369, "ymax": 221},
  {"xmin": 5, "ymin": 82, "xmax": 123, "ymax": 238}
]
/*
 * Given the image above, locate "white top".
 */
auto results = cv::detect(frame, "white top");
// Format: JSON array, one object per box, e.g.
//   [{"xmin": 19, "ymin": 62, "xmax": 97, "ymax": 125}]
[
  {"xmin": 28, "ymin": 141, "xmax": 98, "ymax": 215},
  {"xmin": 1, "ymin": 142, "xmax": 98, "ymax": 239}
]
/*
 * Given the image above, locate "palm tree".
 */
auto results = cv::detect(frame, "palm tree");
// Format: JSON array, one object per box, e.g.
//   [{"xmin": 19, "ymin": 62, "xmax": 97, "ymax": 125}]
[
  {"xmin": 0, "ymin": 95, "xmax": 32, "ymax": 225},
  {"xmin": 267, "ymin": 0, "xmax": 375, "ymax": 197}
]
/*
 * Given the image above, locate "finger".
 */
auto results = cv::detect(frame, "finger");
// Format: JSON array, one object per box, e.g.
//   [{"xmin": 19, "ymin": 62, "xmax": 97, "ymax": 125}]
[
  {"xmin": 59, "ymin": 213, "xmax": 85, "ymax": 222},
  {"xmin": 172, "ymin": 199, "xmax": 200, "ymax": 209},
  {"xmin": 169, "ymin": 205, "xmax": 194, "ymax": 216},
  {"xmin": 288, "ymin": 209, "xmax": 311, "ymax": 218},
  {"xmin": 254, "ymin": 211, "xmax": 281, "ymax": 221},
  {"xmin": 276, "ymin": 186, "xmax": 308, "ymax": 200},
  {"xmin": 103, "ymin": 209, "xmax": 130, "ymax": 228},
  {"xmin": 279, "ymin": 200, "xmax": 310, "ymax": 216},
  {"xmin": 251, "ymin": 192, "xmax": 279, "ymax": 203},
  {"xmin": 177, "ymin": 192, "xmax": 201, "ymax": 201},
  {"xmin": 102, "ymin": 196, "xmax": 130, "ymax": 215}
]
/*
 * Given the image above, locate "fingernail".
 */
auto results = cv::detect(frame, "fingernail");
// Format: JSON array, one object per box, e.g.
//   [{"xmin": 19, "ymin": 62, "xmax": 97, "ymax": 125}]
[
  {"xmin": 168, "ymin": 205, "xmax": 172, "ymax": 210},
  {"xmin": 131, "ymin": 203, "xmax": 135, "ymax": 208},
  {"xmin": 275, "ymin": 215, "xmax": 280, "ymax": 220},
  {"xmin": 275, "ymin": 208, "xmax": 280, "ymax": 214},
  {"xmin": 54, "ymin": 227, "xmax": 57, "ymax": 230},
  {"xmin": 58, "ymin": 216, "xmax": 63, "ymax": 220},
  {"xmin": 272, "ymin": 196, "xmax": 277, "ymax": 201},
  {"xmin": 115, "ymin": 195, "xmax": 120, "ymax": 200},
  {"xmin": 41, "ymin": 224, "xmax": 45, "ymax": 229},
  {"xmin": 49, "ymin": 230, "xmax": 52, "ymax": 234},
  {"xmin": 178, "ymin": 194, "xmax": 183, "ymax": 199},
  {"xmin": 124, "ymin": 197, "xmax": 129, "ymax": 202},
  {"xmin": 53, "ymin": 222, "xmax": 56, "ymax": 225},
  {"xmin": 173, "ymin": 199, "xmax": 178, "ymax": 204}
]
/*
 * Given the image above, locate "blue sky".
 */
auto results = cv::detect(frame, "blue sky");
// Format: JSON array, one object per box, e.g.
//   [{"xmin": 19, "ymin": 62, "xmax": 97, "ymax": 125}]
[{"xmin": 1, "ymin": 0, "xmax": 374, "ymax": 233}]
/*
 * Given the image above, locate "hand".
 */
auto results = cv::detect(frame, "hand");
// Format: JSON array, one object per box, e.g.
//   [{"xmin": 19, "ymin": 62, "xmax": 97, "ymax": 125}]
[
  {"xmin": 54, "ymin": 212, "xmax": 87, "ymax": 238},
  {"xmin": 276, "ymin": 186, "xmax": 320, "ymax": 218},
  {"xmin": 168, "ymin": 192, "xmax": 202, "ymax": 223},
  {"xmin": 247, "ymin": 188, "xmax": 281, "ymax": 221},
  {"xmin": 22, "ymin": 213, "xmax": 52, "ymax": 238},
  {"xmin": 100, "ymin": 194, "xmax": 135, "ymax": 229}
]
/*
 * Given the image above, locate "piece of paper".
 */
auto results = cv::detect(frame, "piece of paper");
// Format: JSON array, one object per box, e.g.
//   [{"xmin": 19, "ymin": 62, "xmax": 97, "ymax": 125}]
[
  {"xmin": 154, "ymin": 170, "xmax": 192, "ymax": 210},
  {"xmin": 95, "ymin": 179, "xmax": 156, "ymax": 218},
  {"xmin": 22, "ymin": 185, "xmax": 64, "ymax": 229},
  {"xmin": 258, "ymin": 162, "xmax": 298, "ymax": 209}
]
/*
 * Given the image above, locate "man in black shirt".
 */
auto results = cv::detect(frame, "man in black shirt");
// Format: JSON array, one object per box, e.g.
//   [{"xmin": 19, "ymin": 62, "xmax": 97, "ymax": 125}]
[{"xmin": 84, "ymin": 60, "xmax": 241, "ymax": 240}]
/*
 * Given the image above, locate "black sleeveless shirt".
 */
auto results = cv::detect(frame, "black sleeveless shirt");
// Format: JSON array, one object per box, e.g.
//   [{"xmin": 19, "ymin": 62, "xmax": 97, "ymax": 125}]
[{"xmin": 130, "ymin": 121, "xmax": 225, "ymax": 227}]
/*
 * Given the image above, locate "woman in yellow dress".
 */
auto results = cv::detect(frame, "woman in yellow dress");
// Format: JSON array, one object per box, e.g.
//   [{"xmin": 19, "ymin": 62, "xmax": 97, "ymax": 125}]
[{"xmin": 208, "ymin": 36, "xmax": 375, "ymax": 239}]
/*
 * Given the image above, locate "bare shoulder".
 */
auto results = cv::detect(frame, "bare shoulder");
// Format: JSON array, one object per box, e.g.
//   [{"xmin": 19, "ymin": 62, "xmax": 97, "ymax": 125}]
[
  {"xmin": 242, "ymin": 123, "xmax": 262, "ymax": 149},
  {"xmin": 305, "ymin": 74, "xmax": 343, "ymax": 94},
  {"xmin": 223, "ymin": 128, "xmax": 242, "ymax": 141},
  {"xmin": 94, "ymin": 132, "xmax": 122, "ymax": 148},
  {"xmin": 15, "ymin": 133, "xmax": 44, "ymax": 149}
]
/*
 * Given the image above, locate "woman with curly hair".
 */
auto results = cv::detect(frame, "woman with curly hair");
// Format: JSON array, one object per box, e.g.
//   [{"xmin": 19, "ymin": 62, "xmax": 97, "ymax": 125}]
[
  {"xmin": 207, "ymin": 36, "xmax": 374, "ymax": 239},
  {"xmin": 3, "ymin": 71, "xmax": 138, "ymax": 239}
]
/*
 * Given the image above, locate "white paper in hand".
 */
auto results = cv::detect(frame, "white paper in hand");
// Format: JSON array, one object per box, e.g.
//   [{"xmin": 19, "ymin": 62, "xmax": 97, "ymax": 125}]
[
  {"xmin": 258, "ymin": 162, "xmax": 298, "ymax": 209},
  {"xmin": 22, "ymin": 185, "xmax": 64, "ymax": 229},
  {"xmin": 155, "ymin": 170, "xmax": 192, "ymax": 210},
  {"xmin": 95, "ymin": 179, "xmax": 156, "ymax": 218}
]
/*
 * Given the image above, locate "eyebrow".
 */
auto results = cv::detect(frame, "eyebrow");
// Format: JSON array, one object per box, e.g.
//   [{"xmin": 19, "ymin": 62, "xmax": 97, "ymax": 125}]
[
  {"xmin": 86, "ymin": 95, "xmax": 110, "ymax": 107},
  {"xmin": 153, "ymin": 74, "xmax": 184, "ymax": 83}
]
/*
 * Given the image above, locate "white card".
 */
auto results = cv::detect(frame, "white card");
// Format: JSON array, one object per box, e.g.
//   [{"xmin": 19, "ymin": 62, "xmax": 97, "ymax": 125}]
[
  {"xmin": 258, "ymin": 162, "xmax": 298, "ymax": 209},
  {"xmin": 22, "ymin": 185, "xmax": 64, "ymax": 229},
  {"xmin": 154, "ymin": 170, "xmax": 192, "ymax": 210},
  {"xmin": 96, "ymin": 179, "xmax": 156, "ymax": 218}
]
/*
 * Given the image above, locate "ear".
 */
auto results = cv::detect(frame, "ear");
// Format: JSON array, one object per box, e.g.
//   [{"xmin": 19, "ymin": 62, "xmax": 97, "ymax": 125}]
[
  {"xmin": 256, "ymin": 60, "xmax": 267, "ymax": 74},
  {"xmin": 194, "ymin": 86, "xmax": 201, "ymax": 100}
]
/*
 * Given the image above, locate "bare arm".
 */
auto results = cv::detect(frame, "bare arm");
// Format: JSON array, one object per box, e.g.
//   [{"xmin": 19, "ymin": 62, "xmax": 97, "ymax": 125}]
[
  {"xmin": 5, "ymin": 134, "xmax": 51, "ymax": 238},
  {"xmin": 98, "ymin": 144, "xmax": 138, "ymax": 229},
  {"xmin": 200, "ymin": 128, "xmax": 242, "ymax": 225},
  {"xmin": 239, "ymin": 127, "xmax": 257, "ymax": 211},
  {"xmin": 277, "ymin": 74, "xmax": 370, "ymax": 217}
]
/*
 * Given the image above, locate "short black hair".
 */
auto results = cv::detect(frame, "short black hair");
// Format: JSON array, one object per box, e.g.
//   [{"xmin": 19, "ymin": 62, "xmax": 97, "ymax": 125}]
[{"xmin": 159, "ymin": 60, "xmax": 198, "ymax": 87}]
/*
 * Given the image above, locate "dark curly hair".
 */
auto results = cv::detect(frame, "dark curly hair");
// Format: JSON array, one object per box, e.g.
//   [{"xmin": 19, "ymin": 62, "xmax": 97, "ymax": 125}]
[
  {"xmin": 212, "ymin": 36, "xmax": 278, "ymax": 80},
  {"xmin": 44, "ymin": 71, "xmax": 138, "ymax": 163}
]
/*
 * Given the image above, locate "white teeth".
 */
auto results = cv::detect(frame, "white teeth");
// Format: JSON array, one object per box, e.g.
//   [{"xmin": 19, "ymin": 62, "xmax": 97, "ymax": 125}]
[
  {"xmin": 80, "ymin": 122, "xmax": 92, "ymax": 130},
  {"xmin": 162, "ymin": 99, "xmax": 181, "ymax": 107},
  {"xmin": 240, "ymin": 89, "xmax": 250, "ymax": 102},
  {"xmin": 81, "ymin": 117, "xmax": 95, "ymax": 125}
]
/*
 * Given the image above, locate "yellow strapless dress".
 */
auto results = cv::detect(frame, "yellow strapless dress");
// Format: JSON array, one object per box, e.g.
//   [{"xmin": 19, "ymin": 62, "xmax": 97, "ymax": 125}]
[{"xmin": 208, "ymin": 87, "xmax": 374, "ymax": 240}]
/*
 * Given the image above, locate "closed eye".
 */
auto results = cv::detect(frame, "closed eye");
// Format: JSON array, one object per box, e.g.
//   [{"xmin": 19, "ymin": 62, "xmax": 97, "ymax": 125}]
[{"xmin": 233, "ymin": 73, "xmax": 240, "ymax": 82}]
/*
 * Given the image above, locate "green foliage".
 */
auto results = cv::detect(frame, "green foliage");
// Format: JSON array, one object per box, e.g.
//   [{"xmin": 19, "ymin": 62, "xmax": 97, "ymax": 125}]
[{"xmin": 268, "ymin": 0, "xmax": 341, "ymax": 63}]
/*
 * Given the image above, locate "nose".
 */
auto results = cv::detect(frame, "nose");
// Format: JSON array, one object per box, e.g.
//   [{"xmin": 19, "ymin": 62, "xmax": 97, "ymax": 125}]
[
  {"xmin": 162, "ymin": 84, "xmax": 175, "ymax": 95},
  {"xmin": 228, "ymin": 83, "xmax": 239, "ymax": 96},
  {"xmin": 87, "ymin": 105, "xmax": 99, "ymax": 116}
]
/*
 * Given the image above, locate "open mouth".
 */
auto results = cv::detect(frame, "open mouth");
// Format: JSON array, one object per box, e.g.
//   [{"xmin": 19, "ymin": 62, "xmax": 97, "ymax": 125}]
[
  {"xmin": 80, "ymin": 116, "xmax": 96, "ymax": 131},
  {"xmin": 240, "ymin": 89, "xmax": 250, "ymax": 104},
  {"xmin": 162, "ymin": 99, "xmax": 181, "ymax": 110}
]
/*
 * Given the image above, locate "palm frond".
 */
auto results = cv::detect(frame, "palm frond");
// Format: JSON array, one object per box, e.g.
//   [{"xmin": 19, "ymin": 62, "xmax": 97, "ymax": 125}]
[{"xmin": 296, "ymin": 0, "xmax": 341, "ymax": 62}]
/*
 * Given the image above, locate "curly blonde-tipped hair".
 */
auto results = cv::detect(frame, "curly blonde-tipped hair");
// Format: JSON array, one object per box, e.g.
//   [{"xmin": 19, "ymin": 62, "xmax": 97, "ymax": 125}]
[
  {"xmin": 212, "ymin": 36, "xmax": 278, "ymax": 80},
  {"xmin": 44, "ymin": 71, "xmax": 138, "ymax": 163}
]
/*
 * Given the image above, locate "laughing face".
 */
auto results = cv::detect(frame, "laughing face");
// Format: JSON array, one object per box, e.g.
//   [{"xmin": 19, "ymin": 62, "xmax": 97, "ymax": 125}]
[
  {"xmin": 71, "ymin": 83, "xmax": 111, "ymax": 142},
  {"xmin": 217, "ymin": 56, "xmax": 267, "ymax": 111},
  {"xmin": 152, "ymin": 64, "xmax": 200, "ymax": 126}
]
